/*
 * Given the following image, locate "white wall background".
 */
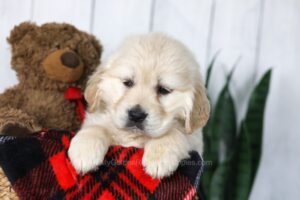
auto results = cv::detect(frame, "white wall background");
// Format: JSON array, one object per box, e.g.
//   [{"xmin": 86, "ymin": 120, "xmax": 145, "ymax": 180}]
[{"xmin": 0, "ymin": 0, "xmax": 299, "ymax": 199}]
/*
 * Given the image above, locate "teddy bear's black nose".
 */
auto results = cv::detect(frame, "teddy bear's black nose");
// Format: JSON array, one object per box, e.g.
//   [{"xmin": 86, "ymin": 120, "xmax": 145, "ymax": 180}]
[{"xmin": 60, "ymin": 51, "xmax": 80, "ymax": 68}]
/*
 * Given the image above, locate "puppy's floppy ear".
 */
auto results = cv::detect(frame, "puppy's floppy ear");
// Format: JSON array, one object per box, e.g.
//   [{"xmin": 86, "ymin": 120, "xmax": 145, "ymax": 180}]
[
  {"xmin": 84, "ymin": 55, "xmax": 117, "ymax": 112},
  {"xmin": 185, "ymin": 79, "xmax": 210, "ymax": 134},
  {"xmin": 84, "ymin": 69, "xmax": 103, "ymax": 112}
]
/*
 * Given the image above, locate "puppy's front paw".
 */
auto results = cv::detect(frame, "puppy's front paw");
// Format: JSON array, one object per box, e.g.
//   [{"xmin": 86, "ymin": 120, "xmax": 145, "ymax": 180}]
[
  {"xmin": 142, "ymin": 145, "xmax": 183, "ymax": 179},
  {"xmin": 68, "ymin": 134, "xmax": 107, "ymax": 174}
]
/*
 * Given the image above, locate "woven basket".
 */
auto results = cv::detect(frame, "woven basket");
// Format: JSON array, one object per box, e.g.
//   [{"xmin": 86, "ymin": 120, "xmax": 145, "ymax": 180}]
[{"xmin": 0, "ymin": 167, "xmax": 18, "ymax": 200}]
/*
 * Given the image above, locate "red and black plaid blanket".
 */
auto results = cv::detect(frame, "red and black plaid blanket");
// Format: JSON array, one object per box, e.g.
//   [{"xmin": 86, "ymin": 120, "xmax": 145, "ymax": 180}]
[{"xmin": 0, "ymin": 129, "xmax": 203, "ymax": 200}]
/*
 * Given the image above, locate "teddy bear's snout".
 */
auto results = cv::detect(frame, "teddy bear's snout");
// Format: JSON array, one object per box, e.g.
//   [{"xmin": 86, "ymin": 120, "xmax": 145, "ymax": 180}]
[{"xmin": 42, "ymin": 49, "xmax": 84, "ymax": 83}]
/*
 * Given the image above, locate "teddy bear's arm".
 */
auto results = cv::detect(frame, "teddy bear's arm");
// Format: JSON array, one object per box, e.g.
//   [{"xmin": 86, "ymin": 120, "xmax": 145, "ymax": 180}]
[
  {"xmin": 0, "ymin": 87, "xmax": 24, "ymax": 109},
  {"xmin": 0, "ymin": 87, "xmax": 41, "ymax": 135},
  {"xmin": 0, "ymin": 107, "xmax": 41, "ymax": 136}
]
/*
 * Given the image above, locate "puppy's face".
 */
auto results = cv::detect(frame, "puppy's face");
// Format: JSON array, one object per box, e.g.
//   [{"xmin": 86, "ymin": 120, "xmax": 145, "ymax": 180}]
[{"xmin": 85, "ymin": 34, "xmax": 210, "ymax": 137}]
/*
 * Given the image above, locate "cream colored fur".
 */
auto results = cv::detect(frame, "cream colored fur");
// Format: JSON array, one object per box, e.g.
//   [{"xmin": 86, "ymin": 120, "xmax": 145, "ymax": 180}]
[{"xmin": 68, "ymin": 33, "xmax": 210, "ymax": 178}]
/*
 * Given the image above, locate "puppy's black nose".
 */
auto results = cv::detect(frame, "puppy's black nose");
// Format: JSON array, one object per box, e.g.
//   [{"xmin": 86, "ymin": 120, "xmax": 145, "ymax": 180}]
[{"xmin": 128, "ymin": 105, "xmax": 148, "ymax": 123}]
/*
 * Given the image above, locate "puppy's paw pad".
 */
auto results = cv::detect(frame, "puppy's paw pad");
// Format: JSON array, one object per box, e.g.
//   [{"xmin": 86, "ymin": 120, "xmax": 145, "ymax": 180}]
[
  {"xmin": 68, "ymin": 135, "xmax": 106, "ymax": 174},
  {"xmin": 142, "ymin": 148, "xmax": 180, "ymax": 179}
]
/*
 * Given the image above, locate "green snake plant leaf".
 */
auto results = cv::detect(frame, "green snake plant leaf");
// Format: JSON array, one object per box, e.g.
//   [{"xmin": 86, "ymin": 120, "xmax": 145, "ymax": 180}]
[
  {"xmin": 201, "ymin": 117, "xmax": 216, "ymax": 199},
  {"xmin": 209, "ymin": 159, "xmax": 232, "ymax": 200},
  {"xmin": 201, "ymin": 67, "xmax": 237, "ymax": 199},
  {"xmin": 204, "ymin": 86, "xmax": 236, "ymax": 199},
  {"xmin": 201, "ymin": 51, "xmax": 219, "ymax": 198},
  {"xmin": 210, "ymin": 85, "xmax": 237, "ymax": 162},
  {"xmin": 209, "ymin": 62, "xmax": 238, "ymax": 163},
  {"xmin": 205, "ymin": 51, "xmax": 220, "ymax": 88},
  {"xmin": 208, "ymin": 124, "xmax": 252, "ymax": 200},
  {"xmin": 231, "ymin": 122, "xmax": 252, "ymax": 200},
  {"xmin": 244, "ymin": 69, "xmax": 272, "ymax": 184}
]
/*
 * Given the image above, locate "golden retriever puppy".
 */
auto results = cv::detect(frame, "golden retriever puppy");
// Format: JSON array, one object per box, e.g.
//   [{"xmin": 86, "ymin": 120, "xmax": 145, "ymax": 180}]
[{"xmin": 68, "ymin": 33, "xmax": 210, "ymax": 178}]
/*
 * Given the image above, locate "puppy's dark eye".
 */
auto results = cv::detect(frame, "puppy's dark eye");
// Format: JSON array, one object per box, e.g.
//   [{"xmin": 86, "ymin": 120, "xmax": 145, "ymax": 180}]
[
  {"xmin": 123, "ymin": 79, "xmax": 134, "ymax": 88},
  {"xmin": 157, "ymin": 85, "xmax": 172, "ymax": 95}
]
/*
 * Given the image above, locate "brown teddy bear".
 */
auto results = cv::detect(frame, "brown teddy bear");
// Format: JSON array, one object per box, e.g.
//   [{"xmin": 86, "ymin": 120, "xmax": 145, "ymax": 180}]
[{"xmin": 0, "ymin": 22, "xmax": 102, "ymax": 136}]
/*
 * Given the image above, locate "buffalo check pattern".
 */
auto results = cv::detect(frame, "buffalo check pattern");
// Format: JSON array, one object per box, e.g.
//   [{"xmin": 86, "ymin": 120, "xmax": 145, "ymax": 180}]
[{"xmin": 0, "ymin": 129, "xmax": 203, "ymax": 200}]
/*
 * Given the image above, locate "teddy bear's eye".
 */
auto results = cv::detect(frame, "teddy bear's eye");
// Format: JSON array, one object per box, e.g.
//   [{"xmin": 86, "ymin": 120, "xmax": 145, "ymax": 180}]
[
  {"xmin": 157, "ymin": 85, "xmax": 172, "ymax": 95},
  {"xmin": 123, "ymin": 79, "xmax": 134, "ymax": 88}
]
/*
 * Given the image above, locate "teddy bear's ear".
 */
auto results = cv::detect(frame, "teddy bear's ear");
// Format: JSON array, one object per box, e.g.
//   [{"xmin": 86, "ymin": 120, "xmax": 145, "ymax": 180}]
[{"xmin": 7, "ymin": 22, "xmax": 37, "ymax": 45}]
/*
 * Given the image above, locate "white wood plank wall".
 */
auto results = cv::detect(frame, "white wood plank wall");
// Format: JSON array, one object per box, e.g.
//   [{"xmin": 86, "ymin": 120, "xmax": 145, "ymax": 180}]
[{"xmin": 0, "ymin": 0, "xmax": 299, "ymax": 199}]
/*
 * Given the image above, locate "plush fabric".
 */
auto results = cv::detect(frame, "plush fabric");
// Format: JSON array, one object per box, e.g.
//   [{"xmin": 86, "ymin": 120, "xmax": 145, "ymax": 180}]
[
  {"xmin": 0, "ymin": 129, "xmax": 203, "ymax": 200},
  {"xmin": 0, "ymin": 22, "xmax": 102, "ymax": 135}
]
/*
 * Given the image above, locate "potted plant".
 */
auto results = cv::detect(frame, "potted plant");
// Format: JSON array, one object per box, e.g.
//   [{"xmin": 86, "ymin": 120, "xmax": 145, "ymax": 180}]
[{"xmin": 200, "ymin": 54, "xmax": 272, "ymax": 200}]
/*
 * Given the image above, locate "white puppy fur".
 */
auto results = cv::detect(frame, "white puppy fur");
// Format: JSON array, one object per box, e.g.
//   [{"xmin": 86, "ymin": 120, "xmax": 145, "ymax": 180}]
[{"xmin": 68, "ymin": 33, "xmax": 210, "ymax": 178}]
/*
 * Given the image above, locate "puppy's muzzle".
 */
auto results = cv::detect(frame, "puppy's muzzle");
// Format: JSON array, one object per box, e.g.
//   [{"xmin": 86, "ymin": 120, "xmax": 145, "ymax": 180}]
[{"xmin": 126, "ymin": 105, "xmax": 148, "ymax": 130}]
